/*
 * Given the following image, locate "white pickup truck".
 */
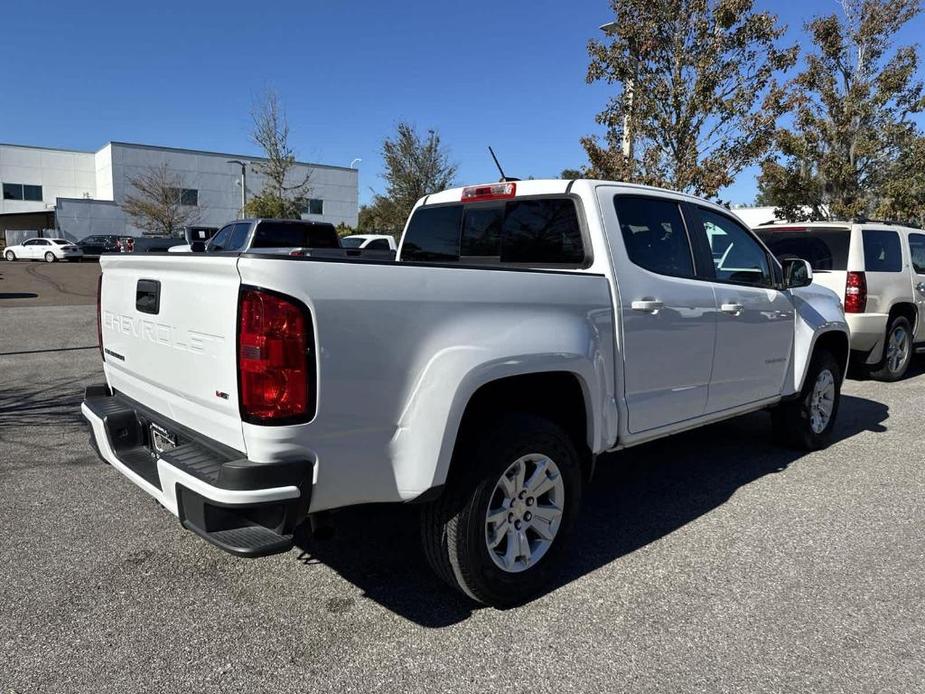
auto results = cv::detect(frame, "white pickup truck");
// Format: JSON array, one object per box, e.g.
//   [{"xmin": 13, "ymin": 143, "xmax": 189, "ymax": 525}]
[{"xmin": 83, "ymin": 179, "xmax": 849, "ymax": 606}]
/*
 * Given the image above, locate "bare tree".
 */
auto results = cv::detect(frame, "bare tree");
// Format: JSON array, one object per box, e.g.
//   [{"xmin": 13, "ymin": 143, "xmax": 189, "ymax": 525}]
[
  {"xmin": 121, "ymin": 163, "xmax": 202, "ymax": 236},
  {"xmin": 246, "ymin": 89, "xmax": 311, "ymax": 218}
]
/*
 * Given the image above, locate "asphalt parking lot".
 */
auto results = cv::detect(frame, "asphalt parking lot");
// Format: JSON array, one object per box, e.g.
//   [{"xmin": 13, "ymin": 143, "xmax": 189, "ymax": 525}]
[{"xmin": 1, "ymin": 265, "xmax": 923, "ymax": 693}]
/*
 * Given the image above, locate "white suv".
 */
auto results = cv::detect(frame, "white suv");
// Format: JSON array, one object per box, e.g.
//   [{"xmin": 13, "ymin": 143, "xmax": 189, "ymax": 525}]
[{"xmin": 756, "ymin": 221, "xmax": 924, "ymax": 381}]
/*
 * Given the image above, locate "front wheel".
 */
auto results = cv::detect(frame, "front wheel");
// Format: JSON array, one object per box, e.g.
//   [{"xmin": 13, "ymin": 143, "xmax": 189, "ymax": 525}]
[
  {"xmin": 772, "ymin": 349, "xmax": 841, "ymax": 450},
  {"xmin": 44, "ymin": 251, "xmax": 56, "ymax": 263},
  {"xmin": 869, "ymin": 316, "xmax": 912, "ymax": 382},
  {"xmin": 421, "ymin": 413, "xmax": 583, "ymax": 607},
  {"xmin": 4, "ymin": 250, "xmax": 14, "ymax": 261}
]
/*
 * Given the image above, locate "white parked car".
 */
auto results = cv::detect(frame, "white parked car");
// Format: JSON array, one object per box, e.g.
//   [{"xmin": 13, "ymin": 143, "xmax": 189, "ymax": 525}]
[
  {"xmin": 84, "ymin": 179, "xmax": 849, "ymax": 606},
  {"xmin": 4, "ymin": 237, "xmax": 83, "ymax": 262},
  {"xmin": 340, "ymin": 234, "xmax": 397, "ymax": 251},
  {"xmin": 756, "ymin": 221, "xmax": 924, "ymax": 381}
]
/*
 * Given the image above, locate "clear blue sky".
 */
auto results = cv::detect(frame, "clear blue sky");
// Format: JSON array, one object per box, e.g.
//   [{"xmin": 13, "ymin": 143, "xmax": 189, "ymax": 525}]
[{"xmin": 1, "ymin": 0, "xmax": 922, "ymax": 207}]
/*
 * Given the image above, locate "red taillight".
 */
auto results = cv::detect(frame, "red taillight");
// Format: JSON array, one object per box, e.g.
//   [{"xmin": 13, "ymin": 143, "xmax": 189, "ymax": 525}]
[
  {"xmin": 460, "ymin": 182, "xmax": 516, "ymax": 202},
  {"xmin": 845, "ymin": 271, "xmax": 867, "ymax": 313},
  {"xmin": 237, "ymin": 288, "xmax": 314, "ymax": 423},
  {"xmin": 96, "ymin": 274, "xmax": 104, "ymax": 362}
]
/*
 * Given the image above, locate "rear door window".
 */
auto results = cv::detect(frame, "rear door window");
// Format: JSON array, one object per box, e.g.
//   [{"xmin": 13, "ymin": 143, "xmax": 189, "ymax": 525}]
[
  {"xmin": 401, "ymin": 197, "xmax": 586, "ymax": 266},
  {"xmin": 863, "ymin": 230, "xmax": 903, "ymax": 272},
  {"xmin": 366, "ymin": 238, "xmax": 392, "ymax": 251},
  {"xmin": 909, "ymin": 233, "xmax": 925, "ymax": 274},
  {"xmin": 613, "ymin": 196, "xmax": 694, "ymax": 278},
  {"xmin": 755, "ymin": 228, "xmax": 850, "ymax": 271}
]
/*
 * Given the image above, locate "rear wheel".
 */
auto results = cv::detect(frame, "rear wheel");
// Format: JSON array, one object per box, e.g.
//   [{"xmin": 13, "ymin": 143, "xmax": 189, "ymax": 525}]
[
  {"xmin": 44, "ymin": 251, "xmax": 56, "ymax": 263},
  {"xmin": 869, "ymin": 316, "xmax": 912, "ymax": 382},
  {"xmin": 772, "ymin": 349, "xmax": 841, "ymax": 450},
  {"xmin": 4, "ymin": 250, "xmax": 14, "ymax": 261},
  {"xmin": 422, "ymin": 413, "xmax": 582, "ymax": 607}
]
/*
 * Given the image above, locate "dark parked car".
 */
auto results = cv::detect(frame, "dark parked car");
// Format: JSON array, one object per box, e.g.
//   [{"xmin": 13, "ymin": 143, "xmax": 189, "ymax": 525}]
[{"xmin": 76, "ymin": 234, "xmax": 122, "ymax": 258}]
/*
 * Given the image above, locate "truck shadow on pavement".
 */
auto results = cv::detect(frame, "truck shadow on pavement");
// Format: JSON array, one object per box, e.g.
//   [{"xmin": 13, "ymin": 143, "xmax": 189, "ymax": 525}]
[{"xmin": 293, "ymin": 393, "xmax": 889, "ymax": 627}]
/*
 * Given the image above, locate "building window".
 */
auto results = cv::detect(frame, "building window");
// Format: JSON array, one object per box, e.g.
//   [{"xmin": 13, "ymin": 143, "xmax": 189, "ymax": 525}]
[
  {"xmin": 168, "ymin": 187, "xmax": 199, "ymax": 206},
  {"xmin": 2, "ymin": 183, "xmax": 43, "ymax": 201},
  {"xmin": 303, "ymin": 198, "xmax": 324, "ymax": 215}
]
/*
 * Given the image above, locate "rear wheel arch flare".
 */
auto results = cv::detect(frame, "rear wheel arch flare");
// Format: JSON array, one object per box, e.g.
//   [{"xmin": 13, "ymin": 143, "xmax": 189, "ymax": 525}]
[{"xmin": 450, "ymin": 371, "xmax": 593, "ymax": 481}]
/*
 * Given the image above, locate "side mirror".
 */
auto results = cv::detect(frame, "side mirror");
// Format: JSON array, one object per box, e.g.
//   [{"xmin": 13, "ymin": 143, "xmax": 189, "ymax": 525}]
[
  {"xmin": 190, "ymin": 241, "xmax": 206, "ymax": 253},
  {"xmin": 782, "ymin": 257, "xmax": 813, "ymax": 289}
]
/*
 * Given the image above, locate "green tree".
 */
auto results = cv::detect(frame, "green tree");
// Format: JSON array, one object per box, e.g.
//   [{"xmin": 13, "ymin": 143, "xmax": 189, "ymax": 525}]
[
  {"xmin": 758, "ymin": 0, "xmax": 925, "ymax": 221},
  {"xmin": 244, "ymin": 89, "xmax": 311, "ymax": 219},
  {"xmin": 365, "ymin": 122, "xmax": 457, "ymax": 235},
  {"xmin": 560, "ymin": 168, "xmax": 583, "ymax": 179},
  {"xmin": 582, "ymin": 0, "xmax": 796, "ymax": 197}
]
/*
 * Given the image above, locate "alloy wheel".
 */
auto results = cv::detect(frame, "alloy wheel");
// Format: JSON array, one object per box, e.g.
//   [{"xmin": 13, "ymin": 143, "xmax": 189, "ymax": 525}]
[{"xmin": 484, "ymin": 454, "xmax": 565, "ymax": 573}]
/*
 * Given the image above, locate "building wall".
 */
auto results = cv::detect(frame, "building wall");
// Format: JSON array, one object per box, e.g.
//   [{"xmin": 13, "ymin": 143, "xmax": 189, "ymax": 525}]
[
  {"xmin": 1, "ymin": 142, "xmax": 359, "ymax": 240},
  {"xmin": 0, "ymin": 144, "xmax": 96, "ymax": 216}
]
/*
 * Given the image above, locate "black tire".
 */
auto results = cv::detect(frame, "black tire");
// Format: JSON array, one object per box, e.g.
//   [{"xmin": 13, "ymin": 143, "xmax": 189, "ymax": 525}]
[
  {"xmin": 868, "ymin": 316, "xmax": 913, "ymax": 382},
  {"xmin": 44, "ymin": 251, "xmax": 56, "ymax": 263},
  {"xmin": 4, "ymin": 250, "xmax": 14, "ymax": 261},
  {"xmin": 421, "ymin": 413, "xmax": 583, "ymax": 607},
  {"xmin": 772, "ymin": 349, "xmax": 841, "ymax": 450}
]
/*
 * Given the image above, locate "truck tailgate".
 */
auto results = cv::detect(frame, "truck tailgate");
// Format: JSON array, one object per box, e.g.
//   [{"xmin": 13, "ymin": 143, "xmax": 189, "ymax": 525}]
[{"xmin": 99, "ymin": 254, "xmax": 246, "ymax": 452}]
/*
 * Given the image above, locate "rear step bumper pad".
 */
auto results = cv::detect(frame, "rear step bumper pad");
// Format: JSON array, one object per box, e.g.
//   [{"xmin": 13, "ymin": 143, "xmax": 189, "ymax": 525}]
[{"xmin": 81, "ymin": 384, "xmax": 313, "ymax": 557}]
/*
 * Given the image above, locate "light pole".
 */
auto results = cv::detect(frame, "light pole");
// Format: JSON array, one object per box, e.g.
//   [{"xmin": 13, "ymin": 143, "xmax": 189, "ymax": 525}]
[
  {"xmin": 600, "ymin": 20, "xmax": 634, "ymax": 168},
  {"xmin": 350, "ymin": 158, "xmax": 362, "ymax": 168},
  {"xmin": 227, "ymin": 159, "xmax": 248, "ymax": 216}
]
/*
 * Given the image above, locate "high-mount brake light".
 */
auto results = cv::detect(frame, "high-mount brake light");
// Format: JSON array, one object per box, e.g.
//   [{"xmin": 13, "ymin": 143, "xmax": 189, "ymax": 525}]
[
  {"xmin": 237, "ymin": 288, "xmax": 315, "ymax": 423},
  {"xmin": 844, "ymin": 271, "xmax": 867, "ymax": 313},
  {"xmin": 460, "ymin": 182, "xmax": 516, "ymax": 203}
]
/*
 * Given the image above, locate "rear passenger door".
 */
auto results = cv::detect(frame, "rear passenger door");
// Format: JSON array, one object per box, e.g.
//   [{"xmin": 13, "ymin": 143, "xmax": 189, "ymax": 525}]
[
  {"xmin": 908, "ymin": 232, "xmax": 925, "ymax": 341},
  {"xmin": 691, "ymin": 208, "xmax": 794, "ymax": 411},
  {"xmin": 601, "ymin": 192, "xmax": 717, "ymax": 434}
]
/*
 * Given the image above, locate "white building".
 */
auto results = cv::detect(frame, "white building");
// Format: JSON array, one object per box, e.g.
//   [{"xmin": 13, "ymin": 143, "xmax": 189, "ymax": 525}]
[{"xmin": 0, "ymin": 141, "xmax": 359, "ymax": 240}]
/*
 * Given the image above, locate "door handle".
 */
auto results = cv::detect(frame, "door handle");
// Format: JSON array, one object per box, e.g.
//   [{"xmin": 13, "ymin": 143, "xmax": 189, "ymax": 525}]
[
  {"xmin": 631, "ymin": 299, "xmax": 664, "ymax": 313},
  {"xmin": 720, "ymin": 302, "xmax": 744, "ymax": 316}
]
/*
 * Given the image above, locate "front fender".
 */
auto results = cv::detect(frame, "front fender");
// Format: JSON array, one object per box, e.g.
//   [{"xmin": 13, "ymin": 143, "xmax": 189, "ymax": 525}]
[{"xmin": 789, "ymin": 284, "xmax": 850, "ymax": 394}]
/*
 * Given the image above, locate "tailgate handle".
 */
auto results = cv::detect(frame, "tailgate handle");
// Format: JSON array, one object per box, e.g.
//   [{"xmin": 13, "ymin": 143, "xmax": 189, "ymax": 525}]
[{"xmin": 136, "ymin": 279, "xmax": 161, "ymax": 315}]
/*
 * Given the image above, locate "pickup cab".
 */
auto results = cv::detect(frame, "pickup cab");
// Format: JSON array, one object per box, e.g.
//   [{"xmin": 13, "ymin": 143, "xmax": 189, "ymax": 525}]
[{"xmin": 82, "ymin": 180, "xmax": 849, "ymax": 606}]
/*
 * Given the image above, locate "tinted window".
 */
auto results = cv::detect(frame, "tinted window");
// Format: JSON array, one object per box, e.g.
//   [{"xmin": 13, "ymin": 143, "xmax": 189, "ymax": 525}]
[
  {"xmin": 501, "ymin": 199, "xmax": 584, "ymax": 264},
  {"xmin": 24, "ymin": 239, "xmax": 38, "ymax": 246},
  {"xmin": 340, "ymin": 237, "xmax": 364, "ymax": 248},
  {"xmin": 699, "ymin": 209, "xmax": 771, "ymax": 286},
  {"xmin": 909, "ymin": 233, "xmax": 925, "ymax": 274},
  {"xmin": 207, "ymin": 224, "xmax": 236, "ymax": 251},
  {"xmin": 755, "ymin": 228, "xmax": 850, "ymax": 271},
  {"xmin": 401, "ymin": 205, "xmax": 463, "ymax": 262},
  {"xmin": 863, "ymin": 230, "xmax": 902, "ymax": 272},
  {"xmin": 3, "ymin": 183, "xmax": 22, "ymax": 200},
  {"xmin": 402, "ymin": 198, "xmax": 585, "ymax": 266},
  {"xmin": 250, "ymin": 222, "xmax": 339, "ymax": 249},
  {"xmin": 366, "ymin": 238, "xmax": 391, "ymax": 250},
  {"xmin": 180, "ymin": 188, "xmax": 198, "ymax": 206},
  {"xmin": 460, "ymin": 205, "xmax": 503, "ymax": 260},
  {"xmin": 613, "ymin": 196, "xmax": 694, "ymax": 278},
  {"xmin": 224, "ymin": 223, "xmax": 251, "ymax": 251}
]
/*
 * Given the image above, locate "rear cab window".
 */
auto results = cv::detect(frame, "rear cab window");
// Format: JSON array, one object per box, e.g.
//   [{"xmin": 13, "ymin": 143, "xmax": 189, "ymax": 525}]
[
  {"xmin": 400, "ymin": 197, "xmax": 587, "ymax": 267},
  {"xmin": 251, "ymin": 222, "xmax": 340, "ymax": 249},
  {"xmin": 862, "ymin": 229, "xmax": 903, "ymax": 272},
  {"xmin": 754, "ymin": 227, "xmax": 851, "ymax": 271}
]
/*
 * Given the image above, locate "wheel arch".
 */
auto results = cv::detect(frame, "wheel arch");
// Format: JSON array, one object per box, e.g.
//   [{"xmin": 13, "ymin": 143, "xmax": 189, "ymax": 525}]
[
  {"xmin": 803, "ymin": 329, "xmax": 850, "ymax": 388},
  {"xmin": 435, "ymin": 369, "xmax": 597, "ymax": 494},
  {"xmin": 887, "ymin": 301, "xmax": 917, "ymax": 334}
]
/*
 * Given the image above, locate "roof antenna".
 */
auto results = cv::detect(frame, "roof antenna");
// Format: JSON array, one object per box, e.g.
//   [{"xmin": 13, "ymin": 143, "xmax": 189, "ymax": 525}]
[{"xmin": 489, "ymin": 146, "xmax": 520, "ymax": 182}]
